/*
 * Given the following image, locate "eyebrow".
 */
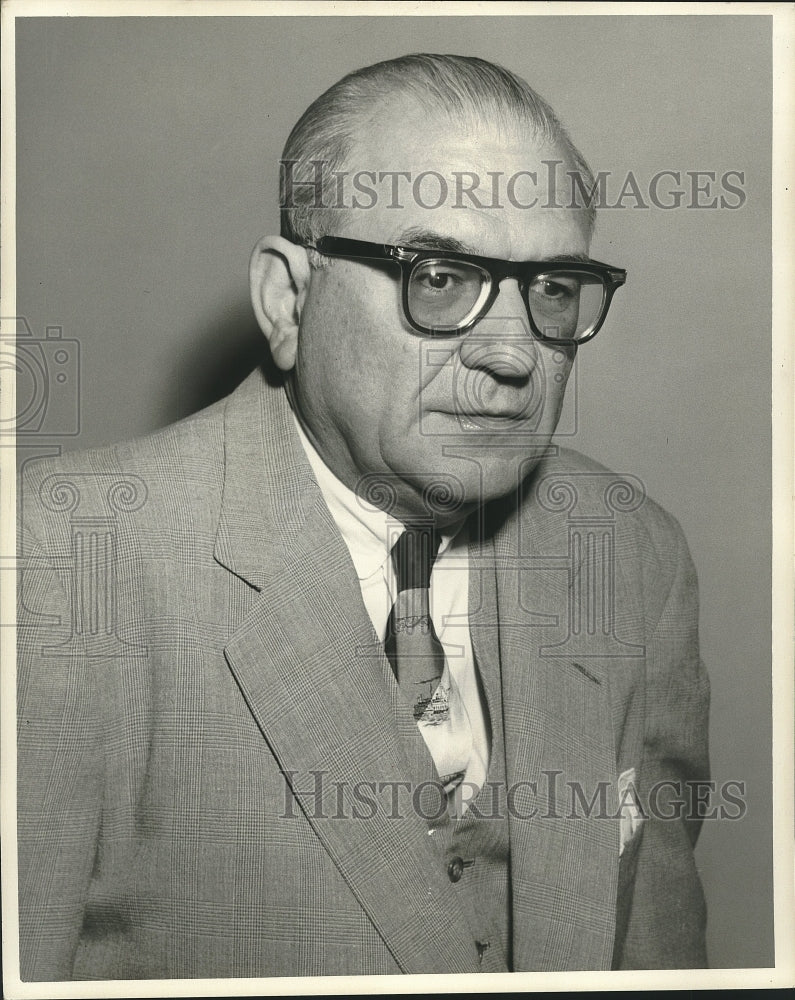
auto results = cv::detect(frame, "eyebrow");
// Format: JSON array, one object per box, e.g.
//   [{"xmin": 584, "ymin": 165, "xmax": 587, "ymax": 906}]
[
  {"xmin": 545, "ymin": 252, "xmax": 592, "ymax": 263},
  {"xmin": 393, "ymin": 227, "xmax": 479, "ymax": 255},
  {"xmin": 392, "ymin": 227, "xmax": 592, "ymax": 263}
]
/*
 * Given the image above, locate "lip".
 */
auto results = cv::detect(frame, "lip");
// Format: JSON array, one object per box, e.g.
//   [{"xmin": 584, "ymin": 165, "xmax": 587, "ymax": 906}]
[
  {"xmin": 423, "ymin": 408, "xmax": 546, "ymax": 438},
  {"xmin": 433, "ymin": 408, "xmax": 530, "ymax": 422}
]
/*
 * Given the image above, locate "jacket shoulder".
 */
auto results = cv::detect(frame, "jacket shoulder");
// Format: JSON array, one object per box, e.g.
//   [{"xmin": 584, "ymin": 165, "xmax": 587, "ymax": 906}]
[
  {"xmin": 21, "ymin": 396, "xmax": 227, "ymax": 484},
  {"xmin": 540, "ymin": 446, "xmax": 686, "ymax": 548},
  {"xmin": 18, "ymin": 398, "xmax": 229, "ymax": 551},
  {"xmin": 509, "ymin": 447, "xmax": 694, "ymax": 610}
]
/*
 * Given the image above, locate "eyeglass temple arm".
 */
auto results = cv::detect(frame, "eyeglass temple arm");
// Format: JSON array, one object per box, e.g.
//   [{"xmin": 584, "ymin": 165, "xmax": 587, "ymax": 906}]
[{"xmin": 311, "ymin": 236, "xmax": 397, "ymax": 262}]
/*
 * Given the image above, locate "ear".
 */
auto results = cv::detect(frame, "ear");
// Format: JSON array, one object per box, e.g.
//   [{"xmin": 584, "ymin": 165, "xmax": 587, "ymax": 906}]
[{"xmin": 249, "ymin": 235, "xmax": 311, "ymax": 371}]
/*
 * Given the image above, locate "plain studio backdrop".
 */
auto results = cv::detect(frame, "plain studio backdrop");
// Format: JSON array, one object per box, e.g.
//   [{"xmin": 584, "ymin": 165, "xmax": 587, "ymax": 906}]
[{"xmin": 13, "ymin": 14, "xmax": 773, "ymax": 969}]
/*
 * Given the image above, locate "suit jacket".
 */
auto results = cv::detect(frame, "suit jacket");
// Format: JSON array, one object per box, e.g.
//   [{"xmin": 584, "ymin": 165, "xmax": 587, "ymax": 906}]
[{"xmin": 17, "ymin": 367, "xmax": 710, "ymax": 980}]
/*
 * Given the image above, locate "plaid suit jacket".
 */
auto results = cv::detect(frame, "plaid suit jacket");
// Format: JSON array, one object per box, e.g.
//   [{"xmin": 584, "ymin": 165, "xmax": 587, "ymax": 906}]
[{"xmin": 17, "ymin": 367, "xmax": 710, "ymax": 980}]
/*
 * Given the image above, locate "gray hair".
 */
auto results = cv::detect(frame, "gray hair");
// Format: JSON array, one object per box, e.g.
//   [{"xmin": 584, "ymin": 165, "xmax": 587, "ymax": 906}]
[{"xmin": 280, "ymin": 53, "xmax": 596, "ymax": 248}]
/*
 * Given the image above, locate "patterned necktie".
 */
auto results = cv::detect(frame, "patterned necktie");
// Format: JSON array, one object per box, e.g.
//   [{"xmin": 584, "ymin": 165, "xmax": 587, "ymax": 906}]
[{"xmin": 384, "ymin": 525, "xmax": 473, "ymax": 797}]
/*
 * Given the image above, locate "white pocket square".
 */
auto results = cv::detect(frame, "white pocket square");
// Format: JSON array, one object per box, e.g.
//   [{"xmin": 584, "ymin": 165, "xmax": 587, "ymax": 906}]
[{"xmin": 618, "ymin": 767, "xmax": 645, "ymax": 856}]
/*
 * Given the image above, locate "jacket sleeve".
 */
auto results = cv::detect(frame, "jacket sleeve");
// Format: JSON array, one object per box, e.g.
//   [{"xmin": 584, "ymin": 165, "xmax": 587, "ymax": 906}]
[
  {"xmin": 17, "ymin": 507, "xmax": 104, "ymax": 981},
  {"xmin": 613, "ymin": 518, "xmax": 711, "ymax": 969}
]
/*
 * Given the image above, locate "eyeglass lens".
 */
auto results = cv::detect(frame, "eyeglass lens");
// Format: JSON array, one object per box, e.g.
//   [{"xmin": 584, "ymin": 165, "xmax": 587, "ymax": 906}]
[{"xmin": 407, "ymin": 258, "xmax": 607, "ymax": 339}]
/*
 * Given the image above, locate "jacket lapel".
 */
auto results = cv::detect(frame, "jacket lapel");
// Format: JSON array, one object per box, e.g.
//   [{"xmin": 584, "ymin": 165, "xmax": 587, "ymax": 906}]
[
  {"xmin": 487, "ymin": 482, "xmax": 620, "ymax": 971},
  {"xmin": 215, "ymin": 371, "xmax": 482, "ymax": 974}
]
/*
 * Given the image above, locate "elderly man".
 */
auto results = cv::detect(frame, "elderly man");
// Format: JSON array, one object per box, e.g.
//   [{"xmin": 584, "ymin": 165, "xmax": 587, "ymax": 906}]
[{"xmin": 17, "ymin": 54, "xmax": 709, "ymax": 979}]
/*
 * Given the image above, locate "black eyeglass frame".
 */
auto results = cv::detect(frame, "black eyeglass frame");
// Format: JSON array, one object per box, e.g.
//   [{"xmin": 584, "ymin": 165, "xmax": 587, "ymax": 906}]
[{"xmin": 305, "ymin": 235, "xmax": 627, "ymax": 343}]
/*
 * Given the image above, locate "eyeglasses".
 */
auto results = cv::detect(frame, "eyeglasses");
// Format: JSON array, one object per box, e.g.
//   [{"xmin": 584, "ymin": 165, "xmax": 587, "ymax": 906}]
[{"xmin": 305, "ymin": 235, "xmax": 627, "ymax": 343}]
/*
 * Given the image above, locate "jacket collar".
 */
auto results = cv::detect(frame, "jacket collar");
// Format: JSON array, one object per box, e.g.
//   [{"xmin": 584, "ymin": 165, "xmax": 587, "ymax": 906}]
[
  {"xmin": 213, "ymin": 367, "xmax": 320, "ymax": 588},
  {"xmin": 214, "ymin": 369, "xmax": 620, "ymax": 972},
  {"xmin": 484, "ymin": 468, "xmax": 621, "ymax": 971},
  {"xmin": 216, "ymin": 369, "xmax": 485, "ymax": 973}
]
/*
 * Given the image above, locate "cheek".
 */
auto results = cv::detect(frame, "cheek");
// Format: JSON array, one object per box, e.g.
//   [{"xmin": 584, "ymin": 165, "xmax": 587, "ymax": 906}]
[
  {"xmin": 299, "ymin": 276, "xmax": 421, "ymax": 441},
  {"xmin": 299, "ymin": 280, "xmax": 365, "ymax": 387},
  {"xmin": 310, "ymin": 267, "xmax": 406, "ymax": 370},
  {"xmin": 541, "ymin": 346, "xmax": 576, "ymax": 390}
]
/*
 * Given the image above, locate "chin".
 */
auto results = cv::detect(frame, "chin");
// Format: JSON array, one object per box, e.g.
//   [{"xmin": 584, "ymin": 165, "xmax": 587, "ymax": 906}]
[{"xmin": 406, "ymin": 454, "xmax": 524, "ymax": 521}]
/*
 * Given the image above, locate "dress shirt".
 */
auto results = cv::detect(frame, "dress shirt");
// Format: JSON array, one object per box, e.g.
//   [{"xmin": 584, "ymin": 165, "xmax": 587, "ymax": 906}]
[{"xmin": 292, "ymin": 411, "xmax": 489, "ymax": 805}]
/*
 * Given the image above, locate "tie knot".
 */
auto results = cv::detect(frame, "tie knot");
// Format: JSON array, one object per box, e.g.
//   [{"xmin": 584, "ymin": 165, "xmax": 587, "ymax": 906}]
[{"xmin": 391, "ymin": 525, "xmax": 440, "ymax": 592}]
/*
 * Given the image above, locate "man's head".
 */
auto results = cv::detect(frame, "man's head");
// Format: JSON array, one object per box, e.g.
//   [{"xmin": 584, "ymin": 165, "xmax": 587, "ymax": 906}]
[{"xmin": 250, "ymin": 54, "xmax": 610, "ymax": 526}]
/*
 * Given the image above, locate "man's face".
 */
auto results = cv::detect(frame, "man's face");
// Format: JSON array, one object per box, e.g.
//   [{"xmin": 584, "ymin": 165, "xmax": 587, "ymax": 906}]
[{"xmin": 291, "ymin": 106, "xmax": 591, "ymax": 524}]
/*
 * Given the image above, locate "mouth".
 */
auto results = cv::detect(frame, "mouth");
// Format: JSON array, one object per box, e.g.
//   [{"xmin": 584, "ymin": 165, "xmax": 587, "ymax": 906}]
[{"xmin": 432, "ymin": 408, "xmax": 537, "ymax": 432}]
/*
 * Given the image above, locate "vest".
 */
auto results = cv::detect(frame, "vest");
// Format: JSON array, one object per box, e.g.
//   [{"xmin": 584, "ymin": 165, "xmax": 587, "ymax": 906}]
[
  {"xmin": 391, "ymin": 535, "xmax": 512, "ymax": 973},
  {"xmin": 431, "ymin": 667, "xmax": 511, "ymax": 973}
]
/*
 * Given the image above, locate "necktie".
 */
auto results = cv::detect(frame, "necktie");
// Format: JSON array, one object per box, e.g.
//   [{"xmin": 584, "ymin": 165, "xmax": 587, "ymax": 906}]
[{"xmin": 384, "ymin": 525, "xmax": 473, "ymax": 798}]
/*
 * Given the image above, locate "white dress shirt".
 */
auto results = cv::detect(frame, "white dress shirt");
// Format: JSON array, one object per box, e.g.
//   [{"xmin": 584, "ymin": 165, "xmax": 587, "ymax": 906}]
[{"xmin": 292, "ymin": 413, "xmax": 489, "ymax": 807}]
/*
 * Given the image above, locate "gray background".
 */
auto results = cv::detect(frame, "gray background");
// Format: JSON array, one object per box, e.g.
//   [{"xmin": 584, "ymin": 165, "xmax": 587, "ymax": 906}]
[{"xmin": 14, "ymin": 15, "xmax": 773, "ymax": 968}]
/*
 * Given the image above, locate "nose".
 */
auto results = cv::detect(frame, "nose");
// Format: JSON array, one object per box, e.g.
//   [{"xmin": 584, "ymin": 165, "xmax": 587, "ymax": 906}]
[{"xmin": 457, "ymin": 278, "xmax": 540, "ymax": 379}]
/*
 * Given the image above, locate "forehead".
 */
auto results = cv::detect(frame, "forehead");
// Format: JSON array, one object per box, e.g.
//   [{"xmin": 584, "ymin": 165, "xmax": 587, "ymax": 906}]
[{"xmin": 336, "ymin": 105, "xmax": 590, "ymax": 259}]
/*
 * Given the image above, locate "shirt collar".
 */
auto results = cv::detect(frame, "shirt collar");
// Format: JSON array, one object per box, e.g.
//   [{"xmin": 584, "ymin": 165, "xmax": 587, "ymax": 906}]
[{"xmin": 291, "ymin": 409, "xmax": 462, "ymax": 581}]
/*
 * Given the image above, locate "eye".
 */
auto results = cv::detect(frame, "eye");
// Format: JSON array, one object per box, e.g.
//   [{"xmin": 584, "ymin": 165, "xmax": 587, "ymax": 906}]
[
  {"xmin": 534, "ymin": 278, "xmax": 574, "ymax": 300},
  {"xmin": 426, "ymin": 271, "xmax": 453, "ymax": 290},
  {"xmin": 407, "ymin": 259, "xmax": 490, "ymax": 331},
  {"xmin": 414, "ymin": 264, "xmax": 463, "ymax": 294},
  {"xmin": 528, "ymin": 273, "xmax": 582, "ymax": 315}
]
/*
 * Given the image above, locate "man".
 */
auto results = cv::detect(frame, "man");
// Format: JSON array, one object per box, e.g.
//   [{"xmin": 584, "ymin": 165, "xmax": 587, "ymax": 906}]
[{"xmin": 17, "ymin": 54, "xmax": 709, "ymax": 979}]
